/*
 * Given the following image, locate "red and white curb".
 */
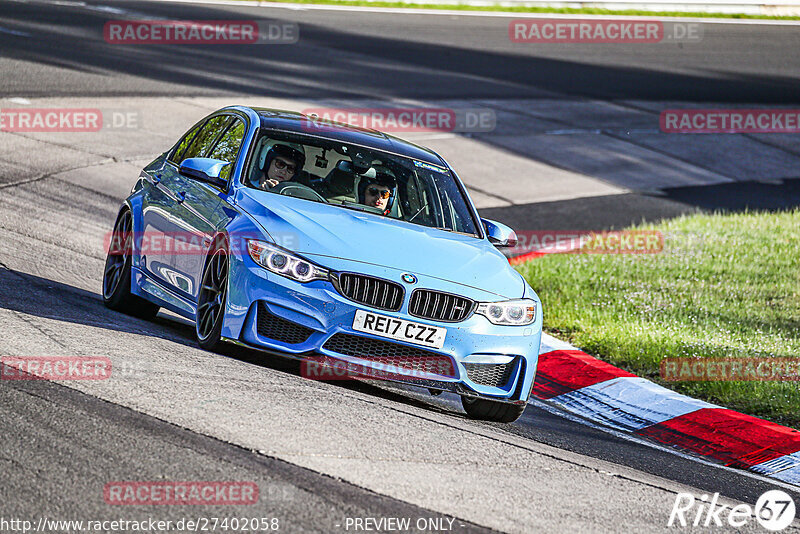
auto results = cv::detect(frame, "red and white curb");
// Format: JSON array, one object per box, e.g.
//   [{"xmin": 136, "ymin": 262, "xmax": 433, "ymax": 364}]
[{"xmin": 532, "ymin": 333, "xmax": 800, "ymax": 486}]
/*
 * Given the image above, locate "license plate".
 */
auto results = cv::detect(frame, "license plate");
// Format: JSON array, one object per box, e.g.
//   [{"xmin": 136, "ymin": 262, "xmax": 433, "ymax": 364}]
[{"xmin": 352, "ymin": 310, "xmax": 446, "ymax": 349}]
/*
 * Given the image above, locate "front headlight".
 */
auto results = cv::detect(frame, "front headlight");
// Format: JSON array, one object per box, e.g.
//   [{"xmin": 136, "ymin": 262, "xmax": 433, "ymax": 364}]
[
  {"xmin": 475, "ymin": 299, "xmax": 536, "ymax": 326},
  {"xmin": 247, "ymin": 240, "xmax": 328, "ymax": 283}
]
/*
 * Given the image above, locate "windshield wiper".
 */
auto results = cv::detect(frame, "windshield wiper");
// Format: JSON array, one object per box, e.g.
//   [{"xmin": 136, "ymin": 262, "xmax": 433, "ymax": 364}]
[{"xmin": 338, "ymin": 203, "xmax": 368, "ymax": 212}]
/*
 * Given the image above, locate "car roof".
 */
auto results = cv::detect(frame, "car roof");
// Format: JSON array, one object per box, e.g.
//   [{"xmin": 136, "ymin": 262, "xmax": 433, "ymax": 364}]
[{"xmin": 242, "ymin": 107, "xmax": 447, "ymax": 168}]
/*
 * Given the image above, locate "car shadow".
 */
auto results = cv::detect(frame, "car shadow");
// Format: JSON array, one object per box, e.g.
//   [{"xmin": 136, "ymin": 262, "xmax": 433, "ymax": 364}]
[{"xmin": 0, "ymin": 266, "xmax": 461, "ymax": 417}]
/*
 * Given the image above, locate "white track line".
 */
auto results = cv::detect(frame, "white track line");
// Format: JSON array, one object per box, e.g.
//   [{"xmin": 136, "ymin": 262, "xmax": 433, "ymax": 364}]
[
  {"xmin": 144, "ymin": 0, "xmax": 800, "ymax": 24},
  {"xmin": 0, "ymin": 26, "xmax": 32, "ymax": 37}
]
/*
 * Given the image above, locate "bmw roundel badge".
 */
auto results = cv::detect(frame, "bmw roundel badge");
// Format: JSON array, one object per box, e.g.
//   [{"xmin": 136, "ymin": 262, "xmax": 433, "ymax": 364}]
[{"xmin": 401, "ymin": 273, "xmax": 417, "ymax": 284}]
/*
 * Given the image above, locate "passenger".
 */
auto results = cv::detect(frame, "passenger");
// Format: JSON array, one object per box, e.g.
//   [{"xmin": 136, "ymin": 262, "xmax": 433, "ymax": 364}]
[
  {"xmin": 258, "ymin": 143, "xmax": 305, "ymax": 190},
  {"xmin": 358, "ymin": 170, "xmax": 396, "ymax": 216}
]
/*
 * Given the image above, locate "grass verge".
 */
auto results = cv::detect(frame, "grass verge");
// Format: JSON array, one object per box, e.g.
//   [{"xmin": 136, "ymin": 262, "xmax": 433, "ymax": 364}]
[
  {"xmin": 244, "ymin": 0, "xmax": 800, "ymax": 20},
  {"xmin": 515, "ymin": 210, "xmax": 800, "ymax": 428}
]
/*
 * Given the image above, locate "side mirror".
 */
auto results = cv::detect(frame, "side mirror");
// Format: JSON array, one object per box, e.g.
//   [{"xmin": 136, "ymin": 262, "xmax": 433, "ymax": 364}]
[
  {"xmin": 482, "ymin": 218, "xmax": 518, "ymax": 248},
  {"xmin": 179, "ymin": 158, "xmax": 230, "ymax": 189}
]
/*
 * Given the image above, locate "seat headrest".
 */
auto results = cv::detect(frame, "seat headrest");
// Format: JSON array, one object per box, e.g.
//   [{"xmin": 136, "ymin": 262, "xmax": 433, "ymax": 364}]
[{"xmin": 324, "ymin": 160, "xmax": 357, "ymax": 197}]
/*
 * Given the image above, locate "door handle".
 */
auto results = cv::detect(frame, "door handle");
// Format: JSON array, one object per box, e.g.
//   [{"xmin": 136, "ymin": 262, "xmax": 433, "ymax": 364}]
[
  {"xmin": 151, "ymin": 173, "xmax": 162, "ymax": 185},
  {"xmin": 176, "ymin": 191, "xmax": 186, "ymax": 204}
]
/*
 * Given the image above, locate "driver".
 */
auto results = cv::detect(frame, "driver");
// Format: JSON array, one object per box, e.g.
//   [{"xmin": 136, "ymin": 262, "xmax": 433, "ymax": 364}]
[
  {"xmin": 257, "ymin": 143, "xmax": 305, "ymax": 190},
  {"xmin": 358, "ymin": 169, "xmax": 397, "ymax": 215}
]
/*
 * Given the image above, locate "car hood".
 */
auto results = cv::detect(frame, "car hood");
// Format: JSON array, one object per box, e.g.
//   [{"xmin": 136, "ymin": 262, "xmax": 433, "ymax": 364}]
[{"xmin": 237, "ymin": 189, "xmax": 524, "ymax": 299}]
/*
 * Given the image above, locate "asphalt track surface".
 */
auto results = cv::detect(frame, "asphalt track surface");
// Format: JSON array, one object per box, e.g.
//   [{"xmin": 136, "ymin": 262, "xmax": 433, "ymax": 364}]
[
  {"xmin": 1, "ymin": 1, "xmax": 800, "ymax": 532},
  {"xmin": 6, "ymin": 0, "xmax": 800, "ymax": 225}
]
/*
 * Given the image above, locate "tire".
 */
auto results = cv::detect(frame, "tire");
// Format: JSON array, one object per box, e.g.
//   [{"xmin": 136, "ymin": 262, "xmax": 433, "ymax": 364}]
[
  {"xmin": 195, "ymin": 239, "xmax": 229, "ymax": 351},
  {"xmin": 102, "ymin": 210, "xmax": 160, "ymax": 320},
  {"xmin": 461, "ymin": 396, "xmax": 527, "ymax": 423}
]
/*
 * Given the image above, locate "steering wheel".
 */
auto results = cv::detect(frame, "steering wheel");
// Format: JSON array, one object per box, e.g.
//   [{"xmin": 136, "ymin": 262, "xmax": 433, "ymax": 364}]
[{"xmin": 270, "ymin": 181, "xmax": 327, "ymax": 203}]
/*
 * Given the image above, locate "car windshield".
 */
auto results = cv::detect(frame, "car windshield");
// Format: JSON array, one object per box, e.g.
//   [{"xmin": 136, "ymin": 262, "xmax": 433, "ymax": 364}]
[{"xmin": 244, "ymin": 131, "xmax": 480, "ymax": 236}]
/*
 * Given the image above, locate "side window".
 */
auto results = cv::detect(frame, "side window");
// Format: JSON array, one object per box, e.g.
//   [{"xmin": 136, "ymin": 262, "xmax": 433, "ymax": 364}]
[
  {"xmin": 208, "ymin": 118, "xmax": 246, "ymax": 182},
  {"xmin": 169, "ymin": 123, "xmax": 203, "ymax": 165},
  {"xmin": 181, "ymin": 116, "xmax": 232, "ymax": 162}
]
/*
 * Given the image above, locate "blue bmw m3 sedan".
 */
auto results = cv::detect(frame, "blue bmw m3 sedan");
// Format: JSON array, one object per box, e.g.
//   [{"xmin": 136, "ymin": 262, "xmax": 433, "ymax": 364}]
[{"xmin": 102, "ymin": 106, "xmax": 542, "ymax": 422}]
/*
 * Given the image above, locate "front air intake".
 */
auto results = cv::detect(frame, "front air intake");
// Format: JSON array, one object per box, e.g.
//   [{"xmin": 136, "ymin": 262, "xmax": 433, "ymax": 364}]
[
  {"xmin": 256, "ymin": 302, "xmax": 315, "ymax": 345},
  {"xmin": 409, "ymin": 289, "xmax": 475, "ymax": 322},
  {"xmin": 464, "ymin": 360, "xmax": 516, "ymax": 388},
  {"xmin": 334, "ymin": 273, "xmax": 404, "ymax": 311}
]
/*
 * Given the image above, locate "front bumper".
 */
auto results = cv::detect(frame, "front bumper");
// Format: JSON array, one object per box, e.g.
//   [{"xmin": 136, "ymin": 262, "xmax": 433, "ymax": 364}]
[{"xmin": 221, "ymin": 253, "xmax": 541, "ymax": 403}]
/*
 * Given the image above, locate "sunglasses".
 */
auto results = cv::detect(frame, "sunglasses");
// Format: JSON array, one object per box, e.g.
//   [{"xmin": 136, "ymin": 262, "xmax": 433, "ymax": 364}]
[
  {"xmin": 273, "ymin": 158, "xmax": 297, "ymax": 173},
  {"xmin": 367, "ymin": 186, "xmax": 392, "ymax": 200}
]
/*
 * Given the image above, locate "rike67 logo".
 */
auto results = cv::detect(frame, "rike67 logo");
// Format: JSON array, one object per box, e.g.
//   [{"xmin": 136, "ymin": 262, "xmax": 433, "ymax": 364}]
[{"xmin": 668, "ymin": 490, "xmax": 796, "ymax": 531}]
